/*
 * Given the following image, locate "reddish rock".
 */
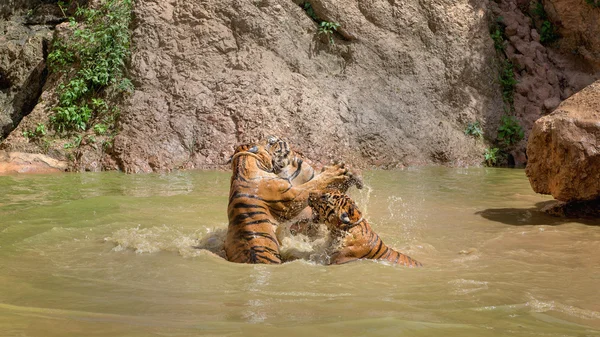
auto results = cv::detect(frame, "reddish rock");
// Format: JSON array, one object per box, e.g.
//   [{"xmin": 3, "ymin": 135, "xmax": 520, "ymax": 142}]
[
  {"xmin": 526, "ymin": 80, "xmax": 600, "ymax": 202},
  {"xmin": 545, "ymin": 0, "xmax": 600, "ymax": 70},
  {"xmin": 0, "ymin": 151, "xmax": 68, "ymax": 175}
]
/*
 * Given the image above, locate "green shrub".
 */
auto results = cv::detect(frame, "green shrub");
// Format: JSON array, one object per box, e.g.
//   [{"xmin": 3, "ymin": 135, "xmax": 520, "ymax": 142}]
[
  {"xmin": 318, "ymin": 21, "xmax": 340, "ymax": 45},
  {"xmin": 531, "ymin": 2, "xmax": 559, "ymax": 44},
  {"xmin": 532, "ymin": 1, "xmax": 548, "ymax": 20},
  {"xmin": 23, "ymin": 123, "xmax": 47, "ymax": 140},
  {"xmin": 499, "ymin": 60, "xmax": 517, "ymax": 106},
  {"xmin": 302, "ymin": 2, "xmax": 318, "ymax": 21},
  {"xmin": 490, "ymin": 28, "xmax": 505, "ymax": 52},
  {"xmin": 484, "ymin": 147, "xmax": 500, "ymax": 166},
  {"xmin": 539, "ymin": 20, "xmax": 559, "ymax": 44},
  {"xmin": 585, "ymin": 0, "xmax": 600, "ymax": 7},
  {"xmin": 497, "ymin": 115, "xmax": 524, "ymax": 146},
  {"xmin": 48, "ymin": 0, "xmax": 133, "ymax": 135},
  {"xmin": 465, "ymin": 121, "xmax": 483, "ymax": 138},
  {"xmin": 300, "ymin": 2, "xmax": 340, "ymax": 45}
]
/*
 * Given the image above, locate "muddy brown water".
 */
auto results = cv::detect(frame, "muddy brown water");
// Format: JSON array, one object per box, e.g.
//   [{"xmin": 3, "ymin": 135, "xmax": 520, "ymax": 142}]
[{"xmin": 1, "ymin": 168, "xmax": 599, "ymax": 336}]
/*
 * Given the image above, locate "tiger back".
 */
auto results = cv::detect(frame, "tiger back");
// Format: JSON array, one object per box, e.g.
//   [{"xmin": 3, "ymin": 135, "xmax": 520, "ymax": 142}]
[
  {"xmin": 308, "ymin": 191, "xmax": 422, "ymax": 267},
  {"xmin": 225, "ymin": 144, "xmax": 282, "ymax": 264}
]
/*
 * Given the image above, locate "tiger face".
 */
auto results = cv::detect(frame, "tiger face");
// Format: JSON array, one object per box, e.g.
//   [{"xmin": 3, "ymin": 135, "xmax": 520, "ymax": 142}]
[
  {"xmin": 262, "ymin": 135, "xmax": 291, "ymax": 174},
  {"xmin": 308, "ymin": 191, "xmax": 363, "ymax": 230}
]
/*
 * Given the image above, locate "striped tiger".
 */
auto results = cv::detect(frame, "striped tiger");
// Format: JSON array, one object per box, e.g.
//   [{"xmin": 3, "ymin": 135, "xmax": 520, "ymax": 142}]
[
  {"xmin": 262, "ymin": 135, "xmax": 317, "ymax": 187},
  {"xmin": 225, "ymin": 143, "xmax": 353, "ymax": 264},
  {"xmin": 308, "ymin": 191, "xmax": 422, "ymax": 267}
]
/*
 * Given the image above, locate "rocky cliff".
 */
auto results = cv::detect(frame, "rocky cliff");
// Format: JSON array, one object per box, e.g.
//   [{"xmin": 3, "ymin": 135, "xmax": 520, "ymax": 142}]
[
  {"xmin": 1, "ymin": 0, "xmax": 599, "ymax": 172},
  {"xmin": 109, "ymin": 0, "xmax": 504, "ymax": 172}
]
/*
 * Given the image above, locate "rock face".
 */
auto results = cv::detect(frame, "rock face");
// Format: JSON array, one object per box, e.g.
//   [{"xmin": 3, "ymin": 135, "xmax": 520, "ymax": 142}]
[
  {"xmin": 526, "ymin": 80, "xmax": 600, "ymax": 202},
  {"xmin": 0, "ymin": 150, "xmax": 67, "ymax": 174},
  {"xmin": 490, "ymin": 0, "xmax": 599, "ymax": 159},
  {"xmin": 108, "ymin": 0, "xmax": 504, "ymax": 172},
  {"xmin": 544, "ymin": 0, "xmax": 600, "ymax": 70},
  {"xmin": 0, "ymin": 2, "xmax": 55, "ymax": 139}
]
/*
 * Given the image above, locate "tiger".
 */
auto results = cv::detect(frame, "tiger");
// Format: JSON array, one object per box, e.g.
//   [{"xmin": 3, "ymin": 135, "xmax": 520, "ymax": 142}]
[
  {"xmin": 262, "ymin": 135, "xmax": 317, "ymax": 187},
  {"xmin": 224, "ymin": 142, "xmax": 356, "ymax": 264},
  {"xmin": 261, "ymin": 135, "xmax": 363, "ymax": 236},
  {"xmin": 308, "ymin": 191, "xmax": 422, "ymax": 267}
]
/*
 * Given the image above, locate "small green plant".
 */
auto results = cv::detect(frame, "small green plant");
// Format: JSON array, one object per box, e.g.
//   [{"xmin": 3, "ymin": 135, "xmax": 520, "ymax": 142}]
[
  {"xmin": 63, "ymin": 134, "xmax": 83, "ymax": 149},
  {"xmin": 300, "ymin": 2, "xmax": 340, "ymax": 45},
  {"xmin": 499, "ymin": 60, "xmax": 517, "ymax": 106},
  {"xmin": 490, "ymin": 28, "xmax": 505, "ymax": 52},
  {"xmin": 532, "ymin": 2, "xmax": 559, "ymax": 44},
  {"xmin": 23, "ymin": 123, "xmax": 47, "ymax": 139},
  {"xmin": 539, "ymin": 20, "xmax": 559, "ymax": 44},
  {"xmin": 532, "ymin": 1, "xmax": 548, "ymax": 20},
  {"xmin": 497, "ymin": 115, "xmax": 524, "ymax": 146},
  {"xmin": 318, "ymin": 21, "xmax": 340, "ymax": 45},
  {"xmin": 585, "ymin": 0, "xmax": 600, "ymax": 7},
  {"xmin": 93, "ymin": 123, "xmax": 108, "ymax": 135},
  {"xmin": 484, "ymin": 147, "xmax": 500, "ymax": 166},
  {"xmin": 465, "ymin": 121, "xmax": 483, "ymax": 139},
  {"xmin": 35, "ymin": 123, "xmax": 47, "ymax": 136},
  {"xmin": 302, "ymin": 2, "xmax": 318, "ymax": 21},
  {"xmin": 41, "ymin": 139, "xmax": 52, "ymax": 153}
]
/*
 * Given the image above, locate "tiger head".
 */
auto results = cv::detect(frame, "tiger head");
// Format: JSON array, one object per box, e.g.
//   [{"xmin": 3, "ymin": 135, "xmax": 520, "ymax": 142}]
[
  {"xmin": 308, "ymin": 191, "xmax": 364, "ymax": 230},
  {"xmin": 230, "ymin": 143, "xmax": 274, "ymax": 172},
  {"xmin": 261, "ymin": 135, "xmax": 291, "ymax": 174}
]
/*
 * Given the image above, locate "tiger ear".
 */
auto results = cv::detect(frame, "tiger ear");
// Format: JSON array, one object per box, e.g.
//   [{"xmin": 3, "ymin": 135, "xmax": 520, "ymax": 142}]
[
  {"xmin": 248, "ymin": 146, "xmax": 259, "ymax": 153},
  {"xmin": 340, "ymin": 212, "xmax": 351, "ymax": 224}
]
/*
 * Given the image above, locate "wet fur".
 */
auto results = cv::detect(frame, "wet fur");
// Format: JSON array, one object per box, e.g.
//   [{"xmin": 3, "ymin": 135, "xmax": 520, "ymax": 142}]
[
  {"xmin": 308, "ymin": 191, "xmax": 422, "ymax": 267},
  {"xmin": 225, "ymin": 143, "xmax": 352, "ymax": 264}
]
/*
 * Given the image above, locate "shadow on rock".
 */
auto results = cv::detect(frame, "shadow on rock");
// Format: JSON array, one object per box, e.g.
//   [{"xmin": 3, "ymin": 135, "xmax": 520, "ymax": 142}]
[{"xmin": 475, "ymin": 201, "xmax": 600, "ymax": 227}]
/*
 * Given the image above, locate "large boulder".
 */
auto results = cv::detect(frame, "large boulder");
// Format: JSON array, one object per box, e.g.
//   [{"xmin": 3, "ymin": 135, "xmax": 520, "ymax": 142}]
[{"xmin": 526, "ymin": 80, "xmax": 600, "ymax": 202}]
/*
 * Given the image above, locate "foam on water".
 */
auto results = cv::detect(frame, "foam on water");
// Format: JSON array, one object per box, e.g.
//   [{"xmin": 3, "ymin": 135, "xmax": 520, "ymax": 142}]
[{"xmin": 104, "ymin": 224, "xmax": 228, "ymax": 258}]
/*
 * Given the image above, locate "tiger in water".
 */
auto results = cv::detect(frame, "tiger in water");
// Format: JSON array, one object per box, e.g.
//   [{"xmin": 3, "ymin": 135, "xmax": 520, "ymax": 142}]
[
  {"xmin": 261, "ymin": 135, "xmax": 363, "ymax": 236},
  {"xmin": 224, "ymin": 141, "xmax": 358, "ymax": 264},
  {"xmin": 308, "ymin": 191, "xmax": 422, "ymax": 266}
]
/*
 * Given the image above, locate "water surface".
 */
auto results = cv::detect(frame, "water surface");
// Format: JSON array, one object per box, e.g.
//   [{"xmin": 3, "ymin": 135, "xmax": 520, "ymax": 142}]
[{"xmin": 1, "ymin": 168, "xmax": 599, "ymax": 336}]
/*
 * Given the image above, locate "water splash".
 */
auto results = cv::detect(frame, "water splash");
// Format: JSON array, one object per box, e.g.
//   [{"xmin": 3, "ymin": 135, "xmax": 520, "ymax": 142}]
[
  {"xmin": 104, "ymin": 224, "xmax": 227, "ymax": 258},
  {"xmin": 278, "ymin": 223, "xmax": 333, "ymax": 264},
  {"xmin": 350, "ymin": 184, "xmax": 372, "ymax": 217}
]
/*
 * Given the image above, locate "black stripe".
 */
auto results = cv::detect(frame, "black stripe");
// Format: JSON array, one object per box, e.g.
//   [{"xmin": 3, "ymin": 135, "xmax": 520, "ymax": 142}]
[
  {"xmin": 379, "ymin": 247, "xmax": 391, "ymax": 260},
  {"xmin": 229, "ymin": 211, "xmax": 268, "ymax": 225},
  {"xmin": 289, "ymin": 160, "xmax": 303, "ymax": 181},
  {"xmin": 243, "ymin": 218, "xmax": 276, "ymax": 226},
  {"xmin": 239, "ymin": 231, "xmax": 279, "ymax": 246},
  {"xmin": 371, "ymin": 240, "xmax": 385, "ymax": 258},
  {"xmin": 231, "ymin": 203, "xmax": 266, "ymax": 210},
  {"xmin": 281, "ymin": 183, "xmax": 293, "ymax": 193},
  {"xmin": 256, "ymin": 254, "xmax": 282, "ymax": 264},
  {"xmin": 251, "ymin": 245, "xmax": 280, "ymax": 254}
]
